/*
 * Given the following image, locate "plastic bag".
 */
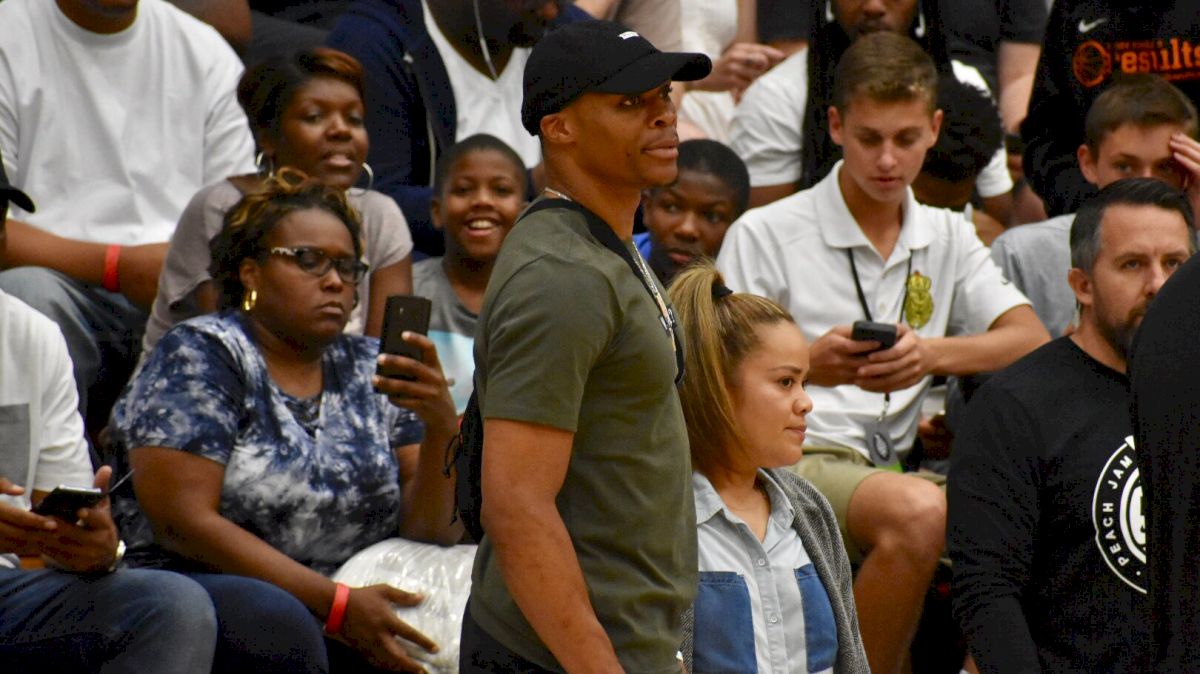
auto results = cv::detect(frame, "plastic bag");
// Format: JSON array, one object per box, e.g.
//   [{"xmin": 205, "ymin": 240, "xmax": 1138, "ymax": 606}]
[{"xmin": 333, "ymin": 538, "xmax": 477, "ymax": 673}]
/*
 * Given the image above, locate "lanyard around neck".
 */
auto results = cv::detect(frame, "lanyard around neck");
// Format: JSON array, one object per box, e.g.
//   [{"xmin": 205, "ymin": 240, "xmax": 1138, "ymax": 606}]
[
  {"xmin": 847, "ymin": 249, "xmax": 912, "ymax": 324},
  {"xmin": 523, "ymin": 195, "xmax": 685, "ymax": 384}
]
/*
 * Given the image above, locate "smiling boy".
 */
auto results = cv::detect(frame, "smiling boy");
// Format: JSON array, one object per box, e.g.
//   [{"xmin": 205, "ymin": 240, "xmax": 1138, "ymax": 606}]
[{"xmin": 718, "ymin": 31, "xmax": 1048, "ymax": 674}]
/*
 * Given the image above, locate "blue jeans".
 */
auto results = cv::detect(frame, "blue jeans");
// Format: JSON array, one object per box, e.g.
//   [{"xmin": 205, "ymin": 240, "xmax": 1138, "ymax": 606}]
[
  {"xmin": 0, "ymin": 267, "xmax": 146, "ymax": 421},
  {"xmin": 182, "ymin": 572, "xmax": 330, "ymax": 674},
  {"xmin": 0, "ymin": 566, "xmax": 217, "ymax": 673}
]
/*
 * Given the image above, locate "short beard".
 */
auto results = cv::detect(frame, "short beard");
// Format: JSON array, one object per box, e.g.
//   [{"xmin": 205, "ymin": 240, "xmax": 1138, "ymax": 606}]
[{"xmin": 1095, "ymin": 309, "xmax": 1143, "ymax": 363}]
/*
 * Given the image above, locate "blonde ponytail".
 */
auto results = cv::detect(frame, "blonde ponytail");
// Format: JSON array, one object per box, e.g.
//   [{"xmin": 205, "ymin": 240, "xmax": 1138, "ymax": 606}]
[{"xmin": 669, "ymin": 262, "xmax": 794, "ymax": 474}]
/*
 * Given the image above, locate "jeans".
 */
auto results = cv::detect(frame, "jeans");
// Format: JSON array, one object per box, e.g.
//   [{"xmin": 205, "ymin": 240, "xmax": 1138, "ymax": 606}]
[
  {"xmin": 0, "ymin": 267, "xmax": 146, "ymax": 423},
  {"xmin": 459, "ymin": 603, "xmax": 555, "ymax": 673},
  {"xmin": 182, "ymin": 572, "xmax": 330, "ymax": 674},
  {"xmin": 0, "ymin": 566, "xmax": 217, "ymax": 673}
]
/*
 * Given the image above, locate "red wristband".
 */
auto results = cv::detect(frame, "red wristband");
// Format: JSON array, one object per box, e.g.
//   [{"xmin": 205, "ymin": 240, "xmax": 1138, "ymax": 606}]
[
  {"xmin": 324, "ymin": 582, "xmax": 350, "ymax": 635},
  {"xmin": 102, "ymin": 244, "xmax": 121, "ymax": 293}
]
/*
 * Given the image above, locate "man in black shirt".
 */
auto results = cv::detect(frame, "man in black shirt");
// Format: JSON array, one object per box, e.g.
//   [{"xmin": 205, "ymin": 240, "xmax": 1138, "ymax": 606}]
[
  {"xmin": 948, "ymin": 178, "xmax": 1195, "ymax": 673},
  {"xmin": 1131, "ymin": 191, "xmax": 1200, "ymax": 671}
]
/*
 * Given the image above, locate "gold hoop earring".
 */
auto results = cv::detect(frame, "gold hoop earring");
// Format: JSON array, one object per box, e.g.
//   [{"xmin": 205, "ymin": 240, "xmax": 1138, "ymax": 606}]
[{"xmin": 242, "ymin": 289, "xmax": 258, "ymax": 312}]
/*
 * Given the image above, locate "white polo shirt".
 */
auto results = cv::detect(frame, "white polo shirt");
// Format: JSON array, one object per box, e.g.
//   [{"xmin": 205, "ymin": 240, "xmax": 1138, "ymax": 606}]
[
  {"xmin": 729, "ymin": 47, "xmax": 1012, "ymax": 198},
  {"xmin": 716, "ymin": 161, "xmax": 1029, "ymax": 457}
]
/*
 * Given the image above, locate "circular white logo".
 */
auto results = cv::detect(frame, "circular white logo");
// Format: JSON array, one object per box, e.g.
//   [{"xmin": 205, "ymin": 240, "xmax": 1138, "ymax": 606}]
[{"xmin": 1092, "ymin": 435, "xmax": 1147, "ymax": 594}]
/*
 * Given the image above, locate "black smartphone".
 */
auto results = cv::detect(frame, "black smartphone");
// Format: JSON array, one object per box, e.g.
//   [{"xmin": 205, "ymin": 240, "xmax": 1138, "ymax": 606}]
[
  {"xmin": 851, "ymin": 320, "xmax": 898, "ymax": 351},
  {"xmin": 33, "ymin": 486, "xmax": 104, "ymax": 520},
  {"xmin": 378, "ymin": 295, "xmax": 433, "ymax": 380}
]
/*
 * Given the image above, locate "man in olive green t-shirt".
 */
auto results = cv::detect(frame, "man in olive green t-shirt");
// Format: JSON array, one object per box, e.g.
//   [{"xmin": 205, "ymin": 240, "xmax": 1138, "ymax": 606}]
[{"xmin": 461, "ymin": 21, "xmax": 712, "ymax": 674}]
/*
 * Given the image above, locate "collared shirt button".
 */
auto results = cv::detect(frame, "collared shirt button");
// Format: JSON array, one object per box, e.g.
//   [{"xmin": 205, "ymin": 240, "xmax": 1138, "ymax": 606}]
[
  {"xmin": 769, "ymin": 615, "xmax": 780, "ymax": 624},
  {"xmin": 757, "ymin": 558, "xmax": 767, "ymax": 567}
]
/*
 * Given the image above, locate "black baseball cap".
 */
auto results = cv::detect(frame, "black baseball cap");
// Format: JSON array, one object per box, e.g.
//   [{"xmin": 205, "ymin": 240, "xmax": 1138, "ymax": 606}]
[
  {"xmin": 521, "ymin": 20, "xmax": 712, "ymax": 136},
  {"xmin": 0, "ymin": 160, "xmax": 33, "ymax": 213}
]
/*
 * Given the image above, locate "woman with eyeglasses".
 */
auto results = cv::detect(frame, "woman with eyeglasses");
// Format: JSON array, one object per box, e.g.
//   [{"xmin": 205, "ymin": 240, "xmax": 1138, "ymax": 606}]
[
  {"xmin": 110, "ymin": 172, "xmax": 460, "ymax": 673},
  {"xmin": 140, "ymin": 46, "xmax": 412, "ymax": 358}
]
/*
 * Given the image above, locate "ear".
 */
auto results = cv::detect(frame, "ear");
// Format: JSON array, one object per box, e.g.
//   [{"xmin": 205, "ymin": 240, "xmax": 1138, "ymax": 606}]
[
  {"xmin": 1078, "ymin": 144, "xmax": 1100, "ymax": 185},
  {"xmin": 828, "ymin": 106, "xmax": 844, "ymax": 146},
  {"xmin": 1067, "ymin": 266, "xmax": 1094, "ymax": 311},
  {"xmin": 239, "ymin": 257, "xmax": 260, "ymax": 294},
  {"xmin": 430, "ymin": 196, "xmax": 444, "ymax": 230},
  {"xmin": 539, "ymin": 111, "xmax": 573, "ymax": 146},
  {"xmin": 928, "ymin": 108, "xmax": 944, "ymax": 145}
]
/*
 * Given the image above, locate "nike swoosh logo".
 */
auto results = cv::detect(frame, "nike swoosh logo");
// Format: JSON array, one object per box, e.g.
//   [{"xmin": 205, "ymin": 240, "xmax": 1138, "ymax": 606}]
[{"xmin": 1078, "ymin": 17, "xmax": 1107, "ymax": 33}]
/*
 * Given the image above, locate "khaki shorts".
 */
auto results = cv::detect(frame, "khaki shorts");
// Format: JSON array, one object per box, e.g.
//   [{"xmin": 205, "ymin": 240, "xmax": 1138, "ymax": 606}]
[{"xmin": 788, "ymin": 445, "xmax": 946, "ymax": 564}]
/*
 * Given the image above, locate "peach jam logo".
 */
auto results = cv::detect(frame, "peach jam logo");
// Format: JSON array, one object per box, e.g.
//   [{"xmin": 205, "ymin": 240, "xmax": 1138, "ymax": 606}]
[
  {"xmin": 1092, "ymin": 435, "xmax": 1146, "ymax": 594},
  {"xmin": 1074, "ymin": 37, "xmax": 1200, "ymax": 88}
]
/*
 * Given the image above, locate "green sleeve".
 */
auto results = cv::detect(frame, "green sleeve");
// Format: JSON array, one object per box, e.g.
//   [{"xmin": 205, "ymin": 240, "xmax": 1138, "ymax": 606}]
[{"xmin": 480, "ymin": 256, "xmax": 618, "ymax": 432}]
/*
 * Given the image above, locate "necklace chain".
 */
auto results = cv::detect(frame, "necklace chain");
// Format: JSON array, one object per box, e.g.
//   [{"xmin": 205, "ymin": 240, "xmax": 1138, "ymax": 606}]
[
  {"xmin": 631, "ymin": 245, "xmax": 676, "ymax": 351},
  {"xmin": 542, "ymin": 186, "xmax": 572, "ymax": 201}
]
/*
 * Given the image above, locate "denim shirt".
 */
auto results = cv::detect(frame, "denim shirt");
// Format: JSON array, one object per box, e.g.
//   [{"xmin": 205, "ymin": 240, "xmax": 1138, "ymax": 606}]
[{"xmin": 693, "ymin": 471, "xmax": 838, "ymax": 674}]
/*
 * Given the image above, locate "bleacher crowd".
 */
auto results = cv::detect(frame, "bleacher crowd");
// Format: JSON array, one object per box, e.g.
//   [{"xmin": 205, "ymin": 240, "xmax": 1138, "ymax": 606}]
[{"xmin": 2, "ymin": 0, "xmax": 1198, "ymax": 672}]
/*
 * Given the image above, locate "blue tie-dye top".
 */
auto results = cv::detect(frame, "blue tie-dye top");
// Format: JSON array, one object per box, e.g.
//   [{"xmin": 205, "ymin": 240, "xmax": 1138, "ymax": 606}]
[{"xmin": 111, "ymin": 311, "xmax": 424, "ymax": 576}]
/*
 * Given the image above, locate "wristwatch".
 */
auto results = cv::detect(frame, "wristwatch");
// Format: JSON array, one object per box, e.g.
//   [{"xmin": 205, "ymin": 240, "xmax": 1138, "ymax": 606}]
[{"xmin": 106, "ymin": 539, "xmax": 126, "ymax": 573}]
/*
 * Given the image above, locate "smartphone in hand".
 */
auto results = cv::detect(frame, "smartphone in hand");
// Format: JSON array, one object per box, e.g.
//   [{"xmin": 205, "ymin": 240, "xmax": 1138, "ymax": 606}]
[
  {"xmin": 851, "ymin": 320, "xmax": 898, "ymax": 351},
  {"xmin": 32, "ymin": 486, "xmax": 104, "ymax": 520},
  {"xmin": 378, "ymin": 295, "xmax": 432, "ymax": 381}
]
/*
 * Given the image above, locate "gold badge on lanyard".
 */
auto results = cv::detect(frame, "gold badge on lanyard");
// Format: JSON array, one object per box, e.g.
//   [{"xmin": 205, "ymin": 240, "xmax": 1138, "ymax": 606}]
[{"xmin": 904, "ymin": 271, "xmax": 933, "ymax": 329}]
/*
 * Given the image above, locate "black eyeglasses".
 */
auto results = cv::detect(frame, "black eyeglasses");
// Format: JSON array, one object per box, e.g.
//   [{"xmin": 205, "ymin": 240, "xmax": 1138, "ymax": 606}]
[{"xmin": 266, "ymin": 247, "xmax": 369, "ymax": 283}]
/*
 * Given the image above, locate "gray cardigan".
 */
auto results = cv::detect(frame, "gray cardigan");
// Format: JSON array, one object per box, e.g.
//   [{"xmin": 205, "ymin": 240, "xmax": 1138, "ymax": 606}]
[{"xmin": 680, "ymin": 468, "xmax": 870, "ymax": 673}]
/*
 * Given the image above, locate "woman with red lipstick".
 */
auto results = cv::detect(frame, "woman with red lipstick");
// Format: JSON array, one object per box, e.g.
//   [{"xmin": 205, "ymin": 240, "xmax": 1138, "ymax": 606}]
[
  {"xmin": 668, "ymin": 263, "xmax": 869, "ymax": 674},
  {"xmin": 141, "ymin": 47, "xmax": 414, "ymax": 357},
  {"xmin": 111, "ymin": 173, "xmax": 461, "ymax": 672}
]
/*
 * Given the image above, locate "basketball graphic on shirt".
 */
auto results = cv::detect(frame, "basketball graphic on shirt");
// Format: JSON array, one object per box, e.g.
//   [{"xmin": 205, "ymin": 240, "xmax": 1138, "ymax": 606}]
[
  {"xmin": 1073, "ymin": 40, "xmax": 1112, "ymax": 88},
  {"xmin": 904, "ymin": 271, "xmax": 933, "ymax": 329},
  {"xmin": 1092, "ymin": 435, "xmax": 1147, "ymax": 594}
]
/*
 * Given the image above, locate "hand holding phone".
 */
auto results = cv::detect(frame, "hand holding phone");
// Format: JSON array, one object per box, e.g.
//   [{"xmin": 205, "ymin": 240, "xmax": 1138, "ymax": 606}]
[
  {"xmin": 378, "ymin": 295, "xmax": 433, "ymax": 381},
  {"xmin": 851, "ymin": 320, "xmax": 898, "ymax": 352},
  {"xmin": 31, "ymin": 469, "xmax": 133, "ymax": 521},
  {"xmin": 32, "ymin": 486, "xmax": 105, "ymax": 520}
]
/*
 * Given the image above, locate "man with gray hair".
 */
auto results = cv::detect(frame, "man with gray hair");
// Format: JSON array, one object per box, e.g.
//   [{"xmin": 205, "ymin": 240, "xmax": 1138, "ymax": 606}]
[{"xmin": 949, "ymin": 178, "xmax": 1194, "ymax": 673}]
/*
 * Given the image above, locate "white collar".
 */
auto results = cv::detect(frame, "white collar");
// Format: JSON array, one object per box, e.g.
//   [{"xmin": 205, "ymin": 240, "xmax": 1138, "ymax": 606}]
[{"xmin": 814, "ymin": 160, "xmax": 937, "ymax": 259}]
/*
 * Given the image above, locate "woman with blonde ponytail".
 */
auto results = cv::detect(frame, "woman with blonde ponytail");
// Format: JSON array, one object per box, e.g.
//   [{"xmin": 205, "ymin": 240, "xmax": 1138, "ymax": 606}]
[{"xmin": 670, "ymin": 262, "xmax": 869, "ymax": 674}]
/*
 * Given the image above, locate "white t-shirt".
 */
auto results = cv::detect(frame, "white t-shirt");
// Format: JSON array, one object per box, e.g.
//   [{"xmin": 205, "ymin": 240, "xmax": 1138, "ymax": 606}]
[
  {"xmin": 0, "ymin": 291, "xmax": 93, "ymax": 568},
  {"xmin": 716, "ymin": 161, "xmax": 1030, "ymax": 457},
  {"xmin": 677, "ymin": 0, "xmax": 739, "ymax": 142},
  {"xmin": 0, "ymin": 0, "xmax": 255, "ymax": 245},
  {"xmin": 422, "ymin": 0, "xmax": 541, "ymax": 168},
  {"xmin": 729, "ymin": 47, "xmax": 1012, "ymax": 198}
]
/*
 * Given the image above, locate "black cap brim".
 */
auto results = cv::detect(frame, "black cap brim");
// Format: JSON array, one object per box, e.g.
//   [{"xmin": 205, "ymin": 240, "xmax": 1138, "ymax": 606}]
[
  {"xmin": 592, "ymin": 51, "xmax": 712, "ymax": 95},
  {"xmin": 0, "ymin": 185, "xmax": 34, "ymax": 213}
]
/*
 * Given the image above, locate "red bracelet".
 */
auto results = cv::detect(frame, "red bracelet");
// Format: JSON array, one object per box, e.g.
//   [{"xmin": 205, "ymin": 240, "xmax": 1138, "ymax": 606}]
[
  {"xmin": 324, "ymin": 582, "xmax": 351, "ymax": 635},
  {"xmin": 102, "ymin": 244, "xmax": 121, "ymax": 293}
]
